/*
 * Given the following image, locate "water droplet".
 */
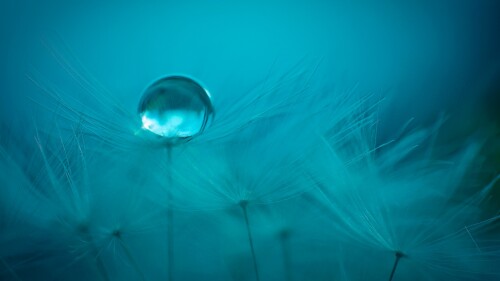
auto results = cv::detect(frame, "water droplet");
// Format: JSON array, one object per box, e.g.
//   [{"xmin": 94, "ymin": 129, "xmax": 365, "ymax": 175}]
[{"xmin": 138, "ymin": 76, "xmax": 214, "ymax": 143}]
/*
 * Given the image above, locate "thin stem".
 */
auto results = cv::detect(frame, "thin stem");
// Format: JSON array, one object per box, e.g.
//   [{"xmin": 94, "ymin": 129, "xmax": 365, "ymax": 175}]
[
  {"xmin": 78, "ymin": 225, "xmax": 110, "ymax": 281},
  {"xmin": 166, "ymin": 145, "xmax": 174, "ymax": 281},
  {"xmin": 279, "ymin": 230, "xmax": 292, "ymax": 281},
  {"xmin": 94, "ymin": 255, "xmax": 111, "ymax": 281},
  {"xmin": 388, "ymin": 251, "xmax": 405, "ymax": 281},
  {"xmin": 240, "ymin": 201, "xmax": 260, "ymax": 281},
  {"xmin": 115, "ymin": 234, "xmax": 147, "ymax": 281}
]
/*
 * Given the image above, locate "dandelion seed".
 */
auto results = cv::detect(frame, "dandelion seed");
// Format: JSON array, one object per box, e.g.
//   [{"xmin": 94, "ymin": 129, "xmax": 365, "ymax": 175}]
[
  {"xmin": 137, "ymin": 75, "xmax": 214, "ymax": 281},
  {"xmin": 308, "ymin": 112, "xmax": 500, "ymax": 281}
]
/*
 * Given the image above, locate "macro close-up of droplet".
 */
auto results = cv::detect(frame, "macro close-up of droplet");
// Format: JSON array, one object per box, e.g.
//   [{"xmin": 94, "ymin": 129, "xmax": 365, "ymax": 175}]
[
  {"xmin": 1, "ymin": 1, "xmax": 500, "ymax": 281},
  {"xmin": 138, "ymin": 76, "xmax": 214, "ymax": 143}
]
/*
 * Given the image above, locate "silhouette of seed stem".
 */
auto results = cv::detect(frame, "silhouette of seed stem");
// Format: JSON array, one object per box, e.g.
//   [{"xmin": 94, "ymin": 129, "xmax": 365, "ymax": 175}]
[
  {"xmin": 279, "ymin": 230, "xmax": 292, "ymax": 281},
  {"xmin": 240, "ymin": 201, "xmax": 260, "ymax": 281},
  {"xmin": 94, "ymin": 254, "xmax": 111, "ymax": 281},
  {"xmin": 388, "ymin": 251, "xmax": 405, "ymax": 281},
  {"xmin": 166, "ymin": 146, "xmax": 174, "ymax": 281},
  {"xmin": 114, "ymin": 233, "xmax": 147, "ymax": 281}
]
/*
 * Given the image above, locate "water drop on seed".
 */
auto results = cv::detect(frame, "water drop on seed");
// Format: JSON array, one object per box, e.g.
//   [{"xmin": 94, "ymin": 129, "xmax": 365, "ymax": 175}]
[{"xmin": 138, "ymin": 75, "xmax": 214, "ymax": 143}]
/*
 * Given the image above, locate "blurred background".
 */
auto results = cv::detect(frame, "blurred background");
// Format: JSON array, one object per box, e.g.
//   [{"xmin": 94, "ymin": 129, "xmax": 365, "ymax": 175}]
[
  {"xmin": 2, "ymin": 0, "xmax": 499, "ymax": 204},
  {"xmin": 0, "ymin": 0, "xmax": 499, "ymax": 280}
]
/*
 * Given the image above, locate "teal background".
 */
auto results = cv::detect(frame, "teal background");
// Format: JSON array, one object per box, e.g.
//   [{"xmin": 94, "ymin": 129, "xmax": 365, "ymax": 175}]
[
  {"xmin": 1, "ymin": 1, "xmax": 499, "ymax": 281},
  {"xmin": 2, "ymin": 0, "xmax": 500, "ymax": 123}
]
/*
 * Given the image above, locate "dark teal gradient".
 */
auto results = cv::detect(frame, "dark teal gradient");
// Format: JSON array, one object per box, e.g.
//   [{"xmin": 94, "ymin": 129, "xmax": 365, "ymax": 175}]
[{"xmin": 1, "ymin": 1, "xmax": 499, "ymax": 281}]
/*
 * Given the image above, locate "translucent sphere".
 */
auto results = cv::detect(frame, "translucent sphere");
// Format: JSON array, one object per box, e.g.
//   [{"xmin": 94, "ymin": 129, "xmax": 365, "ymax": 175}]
[{"xmin": 138, "ymin": 76, "xmax": 214, "ymax": 143}]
